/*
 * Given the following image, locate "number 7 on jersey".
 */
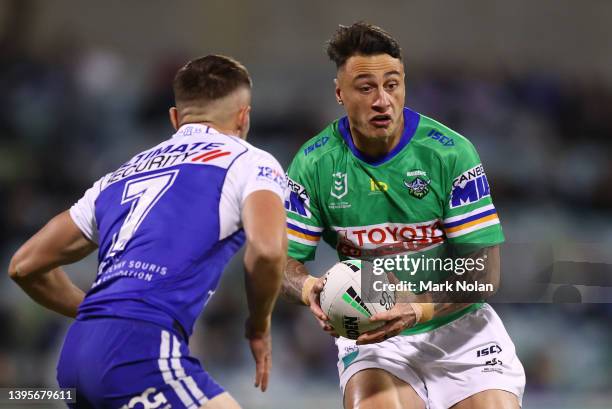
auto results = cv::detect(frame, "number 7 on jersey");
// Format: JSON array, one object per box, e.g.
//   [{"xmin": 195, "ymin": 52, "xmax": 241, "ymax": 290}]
[{"xmin": 107, "ymin": 170, "xmax": 179, "ymax": 256}]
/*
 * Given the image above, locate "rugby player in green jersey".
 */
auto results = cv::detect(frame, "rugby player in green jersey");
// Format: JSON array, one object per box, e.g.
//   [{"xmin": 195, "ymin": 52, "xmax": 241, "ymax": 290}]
[{"xmin": 281, "ymin": 22, "xmax": 525, "ymax": 409}]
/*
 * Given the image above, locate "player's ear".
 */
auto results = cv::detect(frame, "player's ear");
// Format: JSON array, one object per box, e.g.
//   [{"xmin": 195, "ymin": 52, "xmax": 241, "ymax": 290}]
[
  {"xmin": 237, "ymin": 105, "xmax": 251, "ymax": 140},
  {"xmin": 169, "ymin": 107, "xmax": 179, "ymax": 130},
  {"xmin": 334, "ymin": 79, "xmax": 343, "ymax": 105}
]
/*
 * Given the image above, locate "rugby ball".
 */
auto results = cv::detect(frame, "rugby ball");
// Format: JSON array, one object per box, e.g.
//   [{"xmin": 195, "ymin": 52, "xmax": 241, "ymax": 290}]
[{"xmin": 319, "ymin": 260, "xmax": 395, "ymax": 340}]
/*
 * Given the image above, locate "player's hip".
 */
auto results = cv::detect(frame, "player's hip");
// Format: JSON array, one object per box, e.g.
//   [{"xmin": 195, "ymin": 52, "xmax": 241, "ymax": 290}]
[
  {"xmin": 57, "ymin": 317, "xmax": 222, "ymax": 409},
  {"xmin": 335, "ymin": 304, "xmax": 525, "ymax": 407},
  {"xmin": 336, "ymin": 304, "xmax": 515, "ymax": 367}
]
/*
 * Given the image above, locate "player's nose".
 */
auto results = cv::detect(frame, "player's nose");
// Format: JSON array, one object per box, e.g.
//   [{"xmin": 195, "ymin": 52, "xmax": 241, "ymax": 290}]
[{"xmin": 371, "ymin": 87, "xmax": 392, "ymax": 112}]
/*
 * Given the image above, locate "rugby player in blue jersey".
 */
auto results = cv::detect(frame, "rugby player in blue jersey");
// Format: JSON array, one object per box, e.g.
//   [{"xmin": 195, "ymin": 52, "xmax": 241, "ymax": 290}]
[{"xmin": 9, "ymin": 55, "xmax": 287, "ymax": 409}]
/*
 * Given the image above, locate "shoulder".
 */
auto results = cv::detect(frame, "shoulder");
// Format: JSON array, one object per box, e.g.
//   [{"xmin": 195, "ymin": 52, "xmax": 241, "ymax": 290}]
[
  {"xmin": 229, "ymin": 136, "xmax": 281, "ymax": 168},
  {"xmin": 290, "ymin": 119, "xmax": 346, "ymax": 168},
  {"xmin": 224, "ymin": 137, "xmax": 286, "ymax": 191},
  {"xmin": 410, "ymin": 111, "xmax": 480, "ymax": 163}
]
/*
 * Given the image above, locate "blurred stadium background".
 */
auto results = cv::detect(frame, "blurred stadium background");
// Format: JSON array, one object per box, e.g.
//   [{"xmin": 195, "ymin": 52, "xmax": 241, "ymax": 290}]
[{"xmin": 1, "ymin": 1, "xmax": 611, "ymax": 408}]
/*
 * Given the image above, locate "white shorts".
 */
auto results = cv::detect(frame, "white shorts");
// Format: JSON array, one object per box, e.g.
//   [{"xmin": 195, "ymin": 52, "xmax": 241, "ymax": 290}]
[{"xmin": 336, "ymin": 304, "xmax": 525, "ymax": 409}]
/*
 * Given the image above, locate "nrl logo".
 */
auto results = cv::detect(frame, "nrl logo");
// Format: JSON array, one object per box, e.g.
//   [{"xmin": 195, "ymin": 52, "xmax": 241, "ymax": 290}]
[
  {"xmin": 404, "ymin": 170, "xmax": 431, "ymax": 199},
  {"xmin": 331, "ymin": 172, "xmax": 348, "ymax": 199}
]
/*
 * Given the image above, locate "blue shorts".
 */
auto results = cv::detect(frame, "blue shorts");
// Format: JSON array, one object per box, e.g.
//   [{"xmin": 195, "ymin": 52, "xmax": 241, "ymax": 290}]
[{"xmin": 57, "ymin": 318, "xmax": 224, "ymax": 409}]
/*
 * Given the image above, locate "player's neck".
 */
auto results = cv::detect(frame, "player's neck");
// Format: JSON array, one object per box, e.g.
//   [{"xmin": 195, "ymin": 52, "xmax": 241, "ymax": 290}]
[
  {"xmin": 179, "ymin": 120, "xmax": 238, "ymax": 138},
  {"xmin": 350, "ymin": 116, "xmax": 404, "ymax": 159}
]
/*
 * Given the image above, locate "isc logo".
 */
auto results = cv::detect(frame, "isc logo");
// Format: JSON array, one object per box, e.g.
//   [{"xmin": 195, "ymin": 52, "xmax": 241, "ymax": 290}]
[
  {"xmin": 120, "ymin": 388, "xmax": 169, "ymax": 409},
  {"xmin": 303, "ymin": 136, "xmax": 330, "ymax": 156},
  {"xmin": 476, "ymin": 344, "xmax": 502, "ymax": 357},
  {"xmin": 427, "ymin": 129, "xmax": 455, "ymax": 146}
]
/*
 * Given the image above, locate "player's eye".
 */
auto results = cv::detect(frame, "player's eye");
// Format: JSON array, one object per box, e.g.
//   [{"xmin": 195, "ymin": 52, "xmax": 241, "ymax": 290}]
[
  {"xmin": 385, "ymin": 82, "xmax": 399, "ymax": 91},
  {"xmin": 358, "ymin": 85, "xmax": 373, "ymax": 93}
]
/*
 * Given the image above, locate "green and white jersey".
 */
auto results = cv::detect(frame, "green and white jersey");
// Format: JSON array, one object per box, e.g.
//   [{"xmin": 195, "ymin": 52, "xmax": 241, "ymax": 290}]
[{"xmin": 285, "ymin": 107, "xmax": 504, "ymax": 334}]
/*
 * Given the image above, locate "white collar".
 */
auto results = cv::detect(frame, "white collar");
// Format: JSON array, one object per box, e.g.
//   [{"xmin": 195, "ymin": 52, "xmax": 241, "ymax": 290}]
[{"xmin": 173, "ymin": 124, "xmax": 222, "ymax": 138}]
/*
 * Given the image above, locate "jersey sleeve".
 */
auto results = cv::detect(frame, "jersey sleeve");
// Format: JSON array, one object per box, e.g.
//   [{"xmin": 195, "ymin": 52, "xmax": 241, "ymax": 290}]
[
  {"xmin": 442, "ymin": 141, "xmax": 504, "ymax": 249},
  {"xmin": 285, "ymin": 153, "xmax": 325, "ymax": 262},
  {"xmin": 239, "ymin": 149, "xmax": 286, "ymax": 203},
  {"xmin": 220, "ymin": 147, "xmax": 286, "ymax": 240},
  {"xmin": 69, "ymin": 177, "xmax": 104, "ymax": 244}
]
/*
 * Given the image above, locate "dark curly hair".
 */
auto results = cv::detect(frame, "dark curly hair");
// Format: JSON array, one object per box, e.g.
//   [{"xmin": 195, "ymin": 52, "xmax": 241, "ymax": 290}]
[{"xmin": 326, "ymin": 22, "xmax": 402, "ymax": 69}]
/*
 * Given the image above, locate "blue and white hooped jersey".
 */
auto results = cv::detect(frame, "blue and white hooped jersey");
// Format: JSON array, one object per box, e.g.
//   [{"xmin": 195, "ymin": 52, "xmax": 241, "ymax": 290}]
[{"xmin": 70, "ymin": 124, "xmax": 286, "ymax": 337}]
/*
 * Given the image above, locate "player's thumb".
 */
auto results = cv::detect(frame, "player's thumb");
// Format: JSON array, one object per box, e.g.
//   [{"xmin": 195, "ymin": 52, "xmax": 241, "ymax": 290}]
[{"xmin": 309, "ymin": 299, "xmax": 328, "ymax": 321}]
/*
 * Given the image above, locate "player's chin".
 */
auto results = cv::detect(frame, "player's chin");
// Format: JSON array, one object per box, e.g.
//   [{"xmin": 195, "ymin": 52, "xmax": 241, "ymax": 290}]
[{"xmin": 367, "ymin": 124, "xmax": 393, "ymax": 139}]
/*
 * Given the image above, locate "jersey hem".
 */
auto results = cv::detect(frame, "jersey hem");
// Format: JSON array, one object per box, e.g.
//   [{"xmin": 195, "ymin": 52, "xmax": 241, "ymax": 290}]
[
  {"xmin": 75, "ymin": 314, "xmax": 187, "ymax": 341},
  {"xmin": 400, "ymin": 302, "xmax": 484, "ymax": 336}
]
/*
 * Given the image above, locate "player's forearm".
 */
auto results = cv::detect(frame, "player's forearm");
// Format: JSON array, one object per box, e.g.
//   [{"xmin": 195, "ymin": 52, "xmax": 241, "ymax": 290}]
[
  {"xmin": 8, "ymin": 210, "xmax": 96, "ymax": 318},
  {"xmin": 244, "ymin": 246, "xmax": 285, "ymax": 333},
  {"xmin": 419, "ymin": 246, "xmax": 500, "ymax": 321},
  {"xmin": 440, "ymin": 245, "xmax": 499, "ymax": 300},
  {"xmin": 10, "ymin": 266, "xmax": 84, "ymax": 318},
  {"xmin": 280, "ymin": 257, "xmax": 314, "ymax": 305}
]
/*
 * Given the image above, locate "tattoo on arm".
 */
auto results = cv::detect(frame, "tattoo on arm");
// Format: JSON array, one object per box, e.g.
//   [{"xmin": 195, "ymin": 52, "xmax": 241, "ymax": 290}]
[
  {"xmin": 430, "ymin": 245, "xmax": 500, "ymax": 318},
  {"xmin": 280, "ymin": 257, "xmax": 311, "ymax": 304}
]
